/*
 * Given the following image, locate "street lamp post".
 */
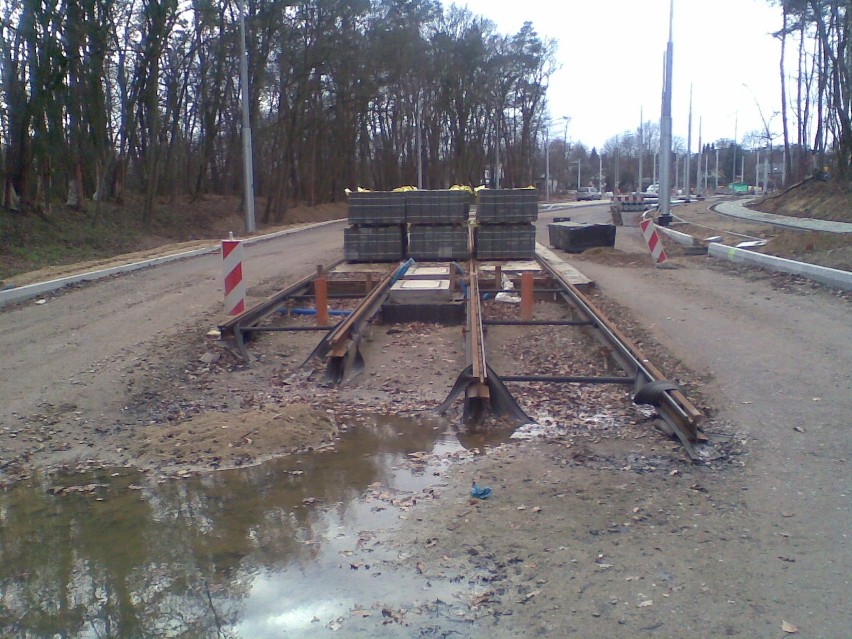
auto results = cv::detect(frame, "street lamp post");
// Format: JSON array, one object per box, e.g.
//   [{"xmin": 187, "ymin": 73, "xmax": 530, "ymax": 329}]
[
  {"xmin": 562, "ymin": 116, "xmax": 571, "ymax": 192},
  {"xmin": 237, "ymin": 0, "xmax": 255, "ymax": 233},
  {"xmin": 544, "ymin": 131, "xmax": 550, "ymax": 201}
]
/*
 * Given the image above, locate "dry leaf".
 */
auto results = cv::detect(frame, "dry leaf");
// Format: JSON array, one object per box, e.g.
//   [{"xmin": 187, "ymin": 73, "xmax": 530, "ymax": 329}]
[
  {"xmin": 637, "ymin": 599, "xmax": 653, "ymax": 607},
  {"xmin": 781, "ymin": 620, "xmax": 798, "ymax": 633},
  {"xmin": 522, "ymin": 589, "xmax": 541, "ymax": 602}
]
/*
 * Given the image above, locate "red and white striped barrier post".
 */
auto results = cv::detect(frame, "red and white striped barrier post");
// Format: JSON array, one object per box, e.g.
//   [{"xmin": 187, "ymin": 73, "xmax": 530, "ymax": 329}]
[
  {"xmin": 639, "ymin": 218, "xmax": 668, "ymax": 266},
  {"xmin": 222, "ymin": 232, "xmax": 246, "ymax": 315}
]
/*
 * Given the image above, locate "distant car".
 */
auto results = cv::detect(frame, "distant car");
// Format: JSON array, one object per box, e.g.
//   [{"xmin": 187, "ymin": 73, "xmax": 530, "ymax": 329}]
[{"xmin": 576, "ymin": 187, "xmax": 602, "ymax": 201}]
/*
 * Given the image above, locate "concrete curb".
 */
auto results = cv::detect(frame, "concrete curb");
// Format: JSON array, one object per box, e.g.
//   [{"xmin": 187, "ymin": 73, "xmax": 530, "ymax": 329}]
[
  {"xmin": 0, "ymin": 218, "xmax": 345, "ymax": 308},
  {"xmin": 713, "ymin": 199, "xmax": 852, "ymax": 233},
  {"xmin": 706, "ymin": 242, "xmax": 852, "ymax": 291},
  {"xmin": 655, "ymin": 225, "xmax": 698, "ymax": 247},
  {"xmin": 653, "ymin": 215, "xmax": 852, "ymax": 291}
]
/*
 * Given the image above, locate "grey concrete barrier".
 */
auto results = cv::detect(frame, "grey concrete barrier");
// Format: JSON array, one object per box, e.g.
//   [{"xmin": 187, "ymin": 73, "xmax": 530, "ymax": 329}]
[{"xmin": 707, "ymin": 242, "xmax": 852, "ymax": 291}]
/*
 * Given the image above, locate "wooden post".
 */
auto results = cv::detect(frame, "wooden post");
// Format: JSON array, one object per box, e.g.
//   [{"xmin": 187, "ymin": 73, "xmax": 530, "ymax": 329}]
[
  {"xmin": 315, "ymin": 265, "xmax": 329, "ymax": 326},
  {"xmin": 520, "ymin": 272, "xmax": 534, "ymax": 321}
]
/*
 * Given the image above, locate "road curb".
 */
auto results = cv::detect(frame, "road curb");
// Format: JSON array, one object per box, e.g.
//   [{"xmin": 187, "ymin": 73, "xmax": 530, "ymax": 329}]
[
  {"xmin": 705, "ymin": 242, "xmax": 852, "ymax": 291},
  {"xmin": 0, "ymin": 218, "xmax": 345, "ymax": 308},
  {"xmin": 653, "ymin": 223, "xmax": 852, "ymax": 291}
]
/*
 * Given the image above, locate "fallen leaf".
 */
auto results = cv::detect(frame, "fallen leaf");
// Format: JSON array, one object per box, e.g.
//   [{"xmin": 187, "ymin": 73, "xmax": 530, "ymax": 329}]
[
  {"xmin": 637, "ymin": 600, "xmax": 653, "ymax": 607},
  {"xmin": 781, "ymin": 620, "xmax": 798, "ymax": 633}
]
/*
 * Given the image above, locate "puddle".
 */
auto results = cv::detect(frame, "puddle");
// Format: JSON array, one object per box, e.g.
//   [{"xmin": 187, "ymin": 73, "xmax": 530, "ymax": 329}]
[{"xmin": 0, "ymin": 414, "xmax": 511, "ymax": 637}]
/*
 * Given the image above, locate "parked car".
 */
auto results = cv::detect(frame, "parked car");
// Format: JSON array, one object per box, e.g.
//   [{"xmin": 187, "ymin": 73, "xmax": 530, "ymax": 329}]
[{"xmin": 576, "ymin": 187, "xmax": 602, "ymax": 201}]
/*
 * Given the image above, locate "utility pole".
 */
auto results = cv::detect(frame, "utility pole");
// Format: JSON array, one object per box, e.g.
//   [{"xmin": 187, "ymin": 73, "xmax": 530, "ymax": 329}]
[
  {"xmin": 731, "ymin": 112, "xmax": 738, "ymax": 185},
  {"xmin": 657, "ymin": 0, "xmax": 674, "ymax": 225},
  {"xmin": 238, "ymin": 0, "xmax": 255, "ymax": 233},
  {"xmin": 495, "ymin": 120, "xmax": 501, "ymax": 189},
  {"xmin": 697, "ymin": 115, "xmax": 702, "ymax": 195},
  {"xmin": 416, "ymin": 92, "xmax": 423, "ymax": 189},
  {"xmin": 638, "ymin": 107, "xmax": 644, "ymax": 193},
  {"xmin": 544, "ymin": 130, "xmax": 550, "ymax": 201},
  {"xmin": 715, "ymin": 146, "xmax": 719, "ymax": 192},
  {"xmin": 685, "ymin": 84, "xmax": 692, "ymax": 200}
]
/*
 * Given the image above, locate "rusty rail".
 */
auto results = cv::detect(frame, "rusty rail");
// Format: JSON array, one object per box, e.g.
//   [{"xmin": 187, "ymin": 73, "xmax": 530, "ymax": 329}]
[
  {"xmin": 537, "ymin": 256, "xmax": 703, "ymax": 458},
  {"xmin": 437, "ymin": 259, "xmax": 530, "ymax": 424},
  {"xmin": 301, "ymin": 264, "xmax": 397, "ymax": 384}
]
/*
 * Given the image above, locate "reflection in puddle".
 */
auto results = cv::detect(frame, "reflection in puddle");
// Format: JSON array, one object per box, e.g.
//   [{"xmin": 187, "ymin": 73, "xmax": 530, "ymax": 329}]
[{"xmin": 0, "ymin": 414, "xmax": 512, "ymax": 637}]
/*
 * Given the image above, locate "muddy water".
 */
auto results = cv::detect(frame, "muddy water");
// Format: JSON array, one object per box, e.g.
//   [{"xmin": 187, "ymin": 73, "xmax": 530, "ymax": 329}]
[{"xmin": 0, "ymin": 415, "xmax": 509, "ymax": 638}]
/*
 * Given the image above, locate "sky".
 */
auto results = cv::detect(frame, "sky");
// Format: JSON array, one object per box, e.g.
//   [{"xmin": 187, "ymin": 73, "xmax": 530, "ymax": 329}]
[{"xmin": 443, "ymin": 0, "xmax": 787, "ymax": 152}]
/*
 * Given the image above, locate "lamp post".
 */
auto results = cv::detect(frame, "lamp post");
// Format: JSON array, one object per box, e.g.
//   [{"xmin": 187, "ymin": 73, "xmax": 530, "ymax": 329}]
[
  {"xmin": 544, "ymin": 131, "xmax": 550, "ymax": 201},
  {"xmin": 562, "ymin": 116, "xmax": 571, "ymax": 191},
  {"xmin": 237, "ymin": 0, "xmax": 255, "ymax": 233}
]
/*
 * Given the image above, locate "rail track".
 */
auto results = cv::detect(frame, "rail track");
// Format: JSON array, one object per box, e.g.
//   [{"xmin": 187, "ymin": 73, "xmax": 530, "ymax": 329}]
[{"xmin": 219, "ymin": 250, "xmax": 703, "ymax": 458}]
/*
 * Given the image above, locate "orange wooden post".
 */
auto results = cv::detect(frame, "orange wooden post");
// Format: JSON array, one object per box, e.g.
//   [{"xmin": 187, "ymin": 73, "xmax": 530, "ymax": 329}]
[
  {"xmin": 315, "ymin": 265, "xmax": 329, "ymax": 326},
  {"xmin": 520, "ymin": 272, "xmax": 534, "ymax": 321}
]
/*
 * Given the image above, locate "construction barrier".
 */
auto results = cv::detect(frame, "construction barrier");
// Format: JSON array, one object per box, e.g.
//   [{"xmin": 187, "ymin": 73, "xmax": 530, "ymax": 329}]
[
  {"xmin": 639, "ymin": 219, "xmax": 668, "ymax": 265},
  {"xmin": 222, "ymin": 233, "xmax": 246, "ymax": 315},
  {"xmin": 613, "ymin": 194, "xmax": 658, "ymax": 212}
]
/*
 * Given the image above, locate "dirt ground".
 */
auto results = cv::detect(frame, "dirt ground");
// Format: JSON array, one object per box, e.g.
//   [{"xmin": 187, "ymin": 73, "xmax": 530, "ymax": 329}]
[{"xmin": 1, "ymin": 184, "xmax": 849, "ymax": 637}]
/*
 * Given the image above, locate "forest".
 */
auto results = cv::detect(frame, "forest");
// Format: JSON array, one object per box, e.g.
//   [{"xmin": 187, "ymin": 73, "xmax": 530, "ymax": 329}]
[{"xmin": 0, "ymin": 0, "xmax": 848, "ymax": 226}]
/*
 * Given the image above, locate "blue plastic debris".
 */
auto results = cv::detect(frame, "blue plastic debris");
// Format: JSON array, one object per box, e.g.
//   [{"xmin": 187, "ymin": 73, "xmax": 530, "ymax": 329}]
[{"xmin": 470, "ymin": 481, "xmax": 492, "ymax": 500}]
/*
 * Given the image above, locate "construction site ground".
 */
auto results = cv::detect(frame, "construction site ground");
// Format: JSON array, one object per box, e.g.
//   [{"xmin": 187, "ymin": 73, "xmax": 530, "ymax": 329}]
[{"xmin": 0, "ymin": 190, "xmax": 849, "ymax": 637}]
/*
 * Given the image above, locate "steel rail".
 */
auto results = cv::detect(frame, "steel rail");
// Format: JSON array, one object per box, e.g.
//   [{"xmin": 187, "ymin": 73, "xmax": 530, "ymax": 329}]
[
  {"xmin": 437, "ymin": 259, "xmax": 530, "ymax": 424},
  {"xmin": 218, "ymin": 259, "xmax": 343, "ymax": 361},
  {"xmin": 537, "ymin": 256, "xmax": 703, "ymax": 458},
  {"xmin": 303, "ymin": 264, "xmax": 397, "ymax": 384},
  {"xmin": 467, "ymin": 260, "xmax": 489, "ymax": 399},
  {"xmin": 500, "ymin": 375, "xmax": 635, "ymax": 384},
  {"xmin": 483, "ymin": 319, "xmax": 594, "ymax": 327}
]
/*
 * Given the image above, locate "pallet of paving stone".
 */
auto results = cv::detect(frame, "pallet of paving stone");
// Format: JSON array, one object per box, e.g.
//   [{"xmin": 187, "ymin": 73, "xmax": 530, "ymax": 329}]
[
  {"xmin": 347, "ymin": 191, "xmax": 407, "ymax": 225},
  {"xmin": 406, "ymin": 190, "xmax": 470, "ymax": 224},
  {"xmin": 407, "ymin": 224, "xmax": 469, "ymax": 261},
  {"xmin": 475, "ymin": 189, "xmax": 539, "ymax": 223},
  {"xmin": 475, "ymin": 223, "xmax": 536, "ymax": 260},
  {"xmin": 344, "ymin": 224, "xmax": 406, "ymax": 262}
]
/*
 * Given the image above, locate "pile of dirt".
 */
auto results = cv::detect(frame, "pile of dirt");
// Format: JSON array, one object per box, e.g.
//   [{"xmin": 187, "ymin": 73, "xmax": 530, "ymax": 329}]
[
  {"xmin": 129, "ymin": 403, "xmax": 338, "ymax": 475},
  {"xmin": 750, "ymin": 178, "xmax": 852, "ymax": 222}
]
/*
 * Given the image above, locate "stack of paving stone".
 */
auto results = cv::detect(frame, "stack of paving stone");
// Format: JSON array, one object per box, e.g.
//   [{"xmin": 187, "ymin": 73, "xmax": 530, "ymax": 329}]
[
  {"xmin": 474, "ymin": 189, "xmax": 538, "ymax": 260},
  {"xmin": 406, "ymin": 190, "xmax": 470, "ymax": 261},
  {"xmin": 344, "ymin": 191, "xmax": 407, "ymax": 262}
]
